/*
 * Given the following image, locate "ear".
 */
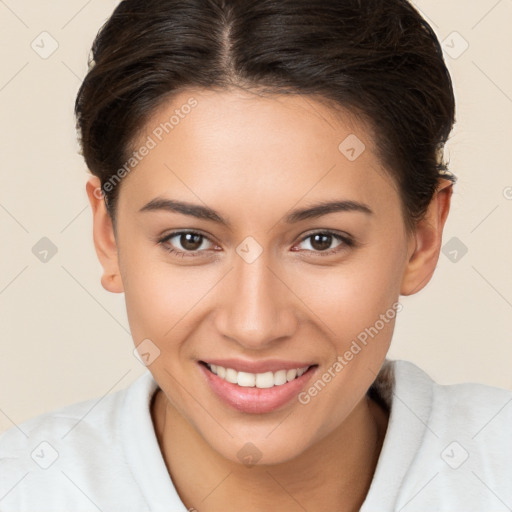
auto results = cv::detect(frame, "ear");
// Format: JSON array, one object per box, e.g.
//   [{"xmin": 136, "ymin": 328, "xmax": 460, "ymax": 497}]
[
  {"xmin": 400, "ymin": 179, "xmax": 453, "ymax": 295},
  {"xmin": 85, "ymin": 176, "xmax": 124, "ymax": 293}
]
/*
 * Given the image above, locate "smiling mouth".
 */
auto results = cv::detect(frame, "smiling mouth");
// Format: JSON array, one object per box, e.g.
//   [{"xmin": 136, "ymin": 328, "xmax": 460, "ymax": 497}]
[{"xmin": 200, "ymin": 362, "xmax": 316, "ymax": 389}]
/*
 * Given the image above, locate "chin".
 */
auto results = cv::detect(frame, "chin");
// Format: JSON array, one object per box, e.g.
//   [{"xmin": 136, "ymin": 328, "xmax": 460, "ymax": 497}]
[{"xmin": 200, "ymin": 420, "xmax": 320, "ymax": 467}]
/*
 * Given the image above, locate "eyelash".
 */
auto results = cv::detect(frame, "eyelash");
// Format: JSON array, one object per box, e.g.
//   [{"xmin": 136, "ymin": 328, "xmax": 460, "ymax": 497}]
[{"xmin": 157, "ymin": 230, "xmax": 355, "ymax": 259}]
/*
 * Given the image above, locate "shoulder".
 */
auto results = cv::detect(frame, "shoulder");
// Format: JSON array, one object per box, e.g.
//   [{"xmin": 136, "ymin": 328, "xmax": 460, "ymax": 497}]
[
  {"xmin": 0, "ymin": 371, "xmax": 157, "ymax": 511},
  {"xmin": 390, "ymin": 359, "xmax": 512, "ymax": 470},
  {"xmin": 0, "ymin": 376, "xmax": 127, "ymax": 457},
  {"xmin": 391, "ymin": 359, "xmax": 512, "ymax": 430},
  {"xmin": 384, "ymin": 360, "xmax": 512, "ymax": 510}
]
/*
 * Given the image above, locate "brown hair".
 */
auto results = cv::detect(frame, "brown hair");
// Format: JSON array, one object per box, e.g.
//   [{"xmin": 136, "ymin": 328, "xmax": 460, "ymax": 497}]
[{"xmin": 75, "ymin": 0, "xmax": 456, "ymax": 230}]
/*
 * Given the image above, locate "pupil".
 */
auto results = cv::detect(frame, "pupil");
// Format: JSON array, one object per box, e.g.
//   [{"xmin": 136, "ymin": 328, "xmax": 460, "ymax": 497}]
[
  {"xmin": 311, "ymin": 234, "xmax": 331, "ymax": 251},
  {"xmin": 181, "ymin": 233, "xmax": 202, "ymax": 251}
]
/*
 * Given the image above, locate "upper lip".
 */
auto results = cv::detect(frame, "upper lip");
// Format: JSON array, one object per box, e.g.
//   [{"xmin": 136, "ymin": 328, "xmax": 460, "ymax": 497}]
[{"xmin": 201, "ymin": 358, "xmax": 315, "ymax": 374}]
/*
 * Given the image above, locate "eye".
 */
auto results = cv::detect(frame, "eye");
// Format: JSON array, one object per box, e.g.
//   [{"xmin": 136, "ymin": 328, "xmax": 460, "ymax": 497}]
[
  {"xmin": 158, "ymin": 229, "xmax": 355, "ymax": 259},
  {"xmin": 158, "ymin": 231, "xmax": 217, "ymax": 258},
  {"xmin": 294, "ymin": 230, "xmax": 355, "ymax": 257}
]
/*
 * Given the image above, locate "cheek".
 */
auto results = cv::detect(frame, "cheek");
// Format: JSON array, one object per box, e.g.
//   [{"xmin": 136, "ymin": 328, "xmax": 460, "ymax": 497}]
[
  {"xmin": 291, "ymin": 249, "xmax": 405, "ymax": 437},
  {"xmin": 123, "ymin": 262, "xmax": 207, "ymax": 345},
  {"xmin": 293, "ymin": 239, "xmax": 406, "ymax": 346},
  {"xmin": 119, "ymin": 238, "xmax": 191, "ymax": 344}
]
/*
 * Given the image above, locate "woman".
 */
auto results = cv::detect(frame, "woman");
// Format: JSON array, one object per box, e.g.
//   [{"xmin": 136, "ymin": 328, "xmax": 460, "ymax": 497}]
[{"xmin": 1, "ymin": 0, "xmax": 511, "ymax": 510}]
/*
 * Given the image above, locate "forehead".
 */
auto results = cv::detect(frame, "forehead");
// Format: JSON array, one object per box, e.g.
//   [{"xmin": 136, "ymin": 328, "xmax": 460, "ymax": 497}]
[{"xmin": 120, "ymin": 87, "xmax": 399, "ymax": 225}]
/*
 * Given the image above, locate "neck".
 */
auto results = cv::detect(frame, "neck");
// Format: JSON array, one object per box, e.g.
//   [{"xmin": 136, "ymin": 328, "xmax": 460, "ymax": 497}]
[{"xmin": 151, "ymin": 390, "xmax": 388, "ymax": 512}]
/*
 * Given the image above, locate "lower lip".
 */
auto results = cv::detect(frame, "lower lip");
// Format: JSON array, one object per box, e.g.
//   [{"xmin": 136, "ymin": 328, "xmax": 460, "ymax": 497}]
[{"xmin": 198, "ymin": 363, "xmax": 317, "ymax": 414}]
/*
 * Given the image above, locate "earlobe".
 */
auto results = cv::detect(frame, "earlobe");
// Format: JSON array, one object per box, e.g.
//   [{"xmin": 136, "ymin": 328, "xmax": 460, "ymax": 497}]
[
  {"xmin": 85, "ymin": 176, "xmax": 124, "ymax": 293},
  {"xmin": 400, "ymin": 179, "xmax": 453, "ymax": 296}
]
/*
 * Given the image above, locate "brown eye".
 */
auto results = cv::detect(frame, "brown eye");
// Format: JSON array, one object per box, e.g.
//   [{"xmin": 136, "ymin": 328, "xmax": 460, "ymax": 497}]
[
  {"xmin": 295, "ymin": 231, "xmax": 355, "ymax": 257},
  {"xmin": 177, "ymin": 232, "xmax": 204, "ymax": 251},
  {"xmin": 309, "ymin": 233, "xmax": 336, "ymax": 251},
  {"xmin": 158, "ymin": 231, "xmax": 215, "ymax": 257}
]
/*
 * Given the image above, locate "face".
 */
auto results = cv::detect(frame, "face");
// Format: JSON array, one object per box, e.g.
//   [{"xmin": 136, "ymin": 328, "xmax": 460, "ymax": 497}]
[{"xmin": 88, "ymin": 87, "xmax": 449, "ymax": 465}]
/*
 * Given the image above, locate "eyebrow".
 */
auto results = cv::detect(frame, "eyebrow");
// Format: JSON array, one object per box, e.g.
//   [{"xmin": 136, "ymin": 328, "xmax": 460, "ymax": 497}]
[{"xmin": 139, "ymin": 197, "xmax": 373, "ymax": 228}]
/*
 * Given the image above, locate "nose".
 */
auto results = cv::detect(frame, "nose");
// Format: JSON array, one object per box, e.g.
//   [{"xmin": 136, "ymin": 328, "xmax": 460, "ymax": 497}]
[{"xmin": 214, "ymin": 251, "xmax": 298, "ymax": 351}]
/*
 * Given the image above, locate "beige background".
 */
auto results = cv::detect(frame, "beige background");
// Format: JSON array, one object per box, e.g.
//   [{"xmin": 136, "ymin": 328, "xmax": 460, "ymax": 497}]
[{"xmin": 0, "ymin": 0, "xmax": 511, "ymax": 434}]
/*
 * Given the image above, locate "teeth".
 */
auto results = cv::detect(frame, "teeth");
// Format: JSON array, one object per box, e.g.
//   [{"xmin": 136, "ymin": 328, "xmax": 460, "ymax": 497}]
[
  {"xmin": 286, "ymin": 369, "xmax": 297, "ymax": 382},
  {"xmin": 255, "ymin": 371, "xmax": 274, "ymax": 389},
  {"xmin": 274, "ymin": 369, "xmax": 287, "ymax": 386},
  {"xmin": 206, "ymin": 364, "xmax": 310, "ymax": 388},
  {"xmin": 237, "ymin": 371, "xmax": 255, "ymax": 387},
  {"xmin": 225, "ymin": 368, "xmax": 238, "ymax": 384}
]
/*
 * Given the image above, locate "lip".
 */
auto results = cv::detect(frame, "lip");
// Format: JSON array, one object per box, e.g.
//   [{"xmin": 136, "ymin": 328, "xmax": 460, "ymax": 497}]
[{"xmin": 198, "ymin": 361, "xmax": 318, "ymax": 414}]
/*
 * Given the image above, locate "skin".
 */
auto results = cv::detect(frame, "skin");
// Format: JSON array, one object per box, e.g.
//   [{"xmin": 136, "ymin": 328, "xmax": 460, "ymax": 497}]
[{"xmin": 86, "ymin": 87, "xmax": 452, "ymax": 511}]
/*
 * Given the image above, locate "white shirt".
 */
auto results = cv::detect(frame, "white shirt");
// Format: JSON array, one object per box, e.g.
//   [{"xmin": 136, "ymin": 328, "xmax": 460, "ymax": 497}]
[{"xmin": 1, "ymin": 359, "xmax": 511, "ymax": 511}]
